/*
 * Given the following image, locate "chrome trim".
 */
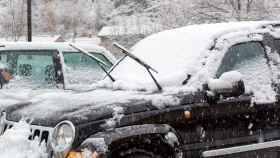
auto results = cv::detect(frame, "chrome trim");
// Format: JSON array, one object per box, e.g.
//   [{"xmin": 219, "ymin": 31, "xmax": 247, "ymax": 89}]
[
  {"xmin": 0, "ymin": 113, "xmax": 53, "ymax": 143},
  {"xmin": 50, "ymin": 120, "xmax": 76, "ymax": 158},
  {"xmin": 202, "ymin": 139, "xmax": 280, "ymax": 157},
  {"xmin": 2, "ymin": 119, "xmax": 54, "ymax": 143},
  {"xmin": 5, "ymin": 120, "xmax": 54, "ymax": 133}
]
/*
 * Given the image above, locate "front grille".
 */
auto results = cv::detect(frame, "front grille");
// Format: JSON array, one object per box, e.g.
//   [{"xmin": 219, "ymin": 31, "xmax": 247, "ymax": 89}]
[{"xmin": 2, "ymin": 120, "xmax": 53, "ymax": 144}]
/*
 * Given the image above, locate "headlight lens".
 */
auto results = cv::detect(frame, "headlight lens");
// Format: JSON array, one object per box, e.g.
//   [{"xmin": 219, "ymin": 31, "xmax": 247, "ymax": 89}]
[{"xmin": 51, "ymin": 121, "xmax": 75, "ymax": 152}]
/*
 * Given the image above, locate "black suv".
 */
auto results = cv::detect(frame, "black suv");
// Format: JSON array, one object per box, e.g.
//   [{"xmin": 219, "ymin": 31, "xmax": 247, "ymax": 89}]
[{"xmin": 1, "ymin": 21, "xmax": 280, "ymax": 158}]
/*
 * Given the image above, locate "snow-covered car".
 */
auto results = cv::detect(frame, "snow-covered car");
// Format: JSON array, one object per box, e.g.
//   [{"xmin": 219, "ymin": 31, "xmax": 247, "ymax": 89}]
[
  {"xmin": 0, "ymin": 42, "xmax": 115, "ymax": 89},
  {"xmin": 2, "ymin": 21, "xmax": 280, "ymax": 158}
]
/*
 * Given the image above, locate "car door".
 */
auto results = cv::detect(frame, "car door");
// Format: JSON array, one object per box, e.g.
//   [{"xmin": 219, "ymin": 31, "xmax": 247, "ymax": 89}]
[
  {"xmin": 200, "ymin": 40, "xmax": 280, "ymax": 158},
  {"xmin": 216, "ymin": 41, "xmax": 276, "ymax": 102}
]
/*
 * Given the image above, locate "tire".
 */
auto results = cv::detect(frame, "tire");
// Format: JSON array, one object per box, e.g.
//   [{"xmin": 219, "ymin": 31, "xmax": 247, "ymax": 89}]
[
  {"xmin": 122, "ymin": 148, "xmax": 163, "ymax": 158},
  {"xmin": 110, "ymin": 135, "xmax": 178, "ymax": 158}
]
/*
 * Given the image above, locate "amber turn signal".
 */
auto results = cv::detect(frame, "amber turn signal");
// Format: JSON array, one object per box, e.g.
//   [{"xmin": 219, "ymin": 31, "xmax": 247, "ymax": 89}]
[
  {"xmin": 67, "ymin": 151, "xmax": 83, "ymax": 158},
  {"xmin": 67, "ymin": 151, "xmax": 100, "ymax": 158},
  {"xmin": 184, "ymin": 111, "xmax": 192, "ymax": 120}
]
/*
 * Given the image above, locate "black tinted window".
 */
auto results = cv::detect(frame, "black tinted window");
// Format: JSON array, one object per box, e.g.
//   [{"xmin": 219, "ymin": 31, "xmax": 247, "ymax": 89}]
[{"xmin": 217, "ymin": 42, "xmax": 266, "ymax": 77}]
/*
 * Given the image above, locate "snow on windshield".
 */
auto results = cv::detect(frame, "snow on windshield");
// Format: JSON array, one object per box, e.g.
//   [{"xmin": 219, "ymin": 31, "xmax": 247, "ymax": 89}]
[
  {"xmin": 63, "ymin": 51, "xmax": 112, "ymax": 90},
  {"xmin": 0, "ymin": 120, "xmax": 47, "ymax": 158}
]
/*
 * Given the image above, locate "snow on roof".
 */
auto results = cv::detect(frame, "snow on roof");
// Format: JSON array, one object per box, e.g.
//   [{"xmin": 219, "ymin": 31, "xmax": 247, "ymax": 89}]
[
  {"xmin": 111, "ymin": 21, "xmax": 280, "ymax": 90},
  {"xmin": 0, "ymin": 42, "xmax": 101, "ymax": 51},
  {"xmin": 98, "ymin": 24, "xmax": 163, "ymax": 37},
  {"xmin": 0, "ymin": 35, "xmax": 65, "ymax": 43},
  {"xmin": 35, "ymin": 35, "xmax": 64, "ymax": 42},
  {"xmin": 73, "ymin": 37, "xmax": 101, "ymax": 45},
  {"xmin": 0, "ymin": 42, "xmax": 116, "ymax": 63},
  {"xmin": 30, "ymin": 35, "xmax": 65, "ymax": 42}
]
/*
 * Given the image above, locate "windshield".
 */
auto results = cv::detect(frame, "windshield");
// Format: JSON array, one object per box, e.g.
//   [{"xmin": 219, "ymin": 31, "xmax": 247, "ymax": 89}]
[
  {"xmin": 0, "ymin": 50, "xmax": 61, "ymax": 89},
  {"xmin": 63, "ymin": 51, "xmax": 112, "ymax": 88}
]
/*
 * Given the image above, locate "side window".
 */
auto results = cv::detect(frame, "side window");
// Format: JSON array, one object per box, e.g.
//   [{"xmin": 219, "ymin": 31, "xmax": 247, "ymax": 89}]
[
  {"xmin": 216, "ymin": 42, "xmax": 275, "ymax": 101},
  {"xmin": 63, "ymin": 51, "xmax": 110, "ymax": 86},
  {"xmin": 216, "ymin": 42, "xmax": 267, "ymax": 77}
]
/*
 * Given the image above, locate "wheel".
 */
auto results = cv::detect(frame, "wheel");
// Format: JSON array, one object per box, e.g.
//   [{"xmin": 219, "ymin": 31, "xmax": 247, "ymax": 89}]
[
  {"xmin": 109, "ymin": 134, "xmax": 181, "ymax": 158},
  {"xmin": 122, "ymin": 148, "xmax": 163, "ymax": 158}
]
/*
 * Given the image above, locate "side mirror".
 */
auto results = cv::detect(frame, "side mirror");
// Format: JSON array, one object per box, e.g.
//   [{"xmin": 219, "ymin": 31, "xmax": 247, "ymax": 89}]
[{"xmin": 204, "ymin": 71, "xmax": 245, "ymax": 98}]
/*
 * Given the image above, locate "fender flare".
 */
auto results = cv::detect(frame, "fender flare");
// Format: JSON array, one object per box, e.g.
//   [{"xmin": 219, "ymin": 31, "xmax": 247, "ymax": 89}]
[{"xmin": 80, "ymin": 124, "xmax": 182, "ymax": 156}]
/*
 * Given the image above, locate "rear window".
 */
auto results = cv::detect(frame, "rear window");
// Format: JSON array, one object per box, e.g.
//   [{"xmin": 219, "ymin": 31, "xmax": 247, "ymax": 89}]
[{"xmin": 0, "ymin": 50, "xmax": 59, "ymax": 89}]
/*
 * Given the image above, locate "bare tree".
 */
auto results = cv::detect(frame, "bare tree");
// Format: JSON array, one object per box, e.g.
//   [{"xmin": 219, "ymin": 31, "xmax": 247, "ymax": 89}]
[
  {"xmin": 54, "ymin": 0, "xmax": 96, "ymax": 39},
  {"xmin": 42, "ymin": 0, "xmax": 56, "ymax": 33},
  {"xmin": 194, "ymin": 0, "xmax": 271, "ymax": 22},
  {"xmin": 0, "ymin": 0, "xmax": 26, "ymax": 41}
]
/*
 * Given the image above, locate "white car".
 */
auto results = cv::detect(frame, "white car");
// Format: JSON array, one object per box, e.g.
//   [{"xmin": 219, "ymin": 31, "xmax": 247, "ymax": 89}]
[{"xmin": 0, "ymin": 42, "xmax": 116, "ymax": 90}]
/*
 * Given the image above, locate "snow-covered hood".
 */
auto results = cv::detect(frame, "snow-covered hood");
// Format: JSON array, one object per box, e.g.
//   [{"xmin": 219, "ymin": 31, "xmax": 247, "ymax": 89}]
[{"xmin": 0, "ymin": 87, "xmax": 198, "ymax": 127}]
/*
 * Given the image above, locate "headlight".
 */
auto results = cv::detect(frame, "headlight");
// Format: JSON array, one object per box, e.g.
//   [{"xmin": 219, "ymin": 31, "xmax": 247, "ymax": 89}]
[{"xmin": 51, "ymin": 121, "xmax": 76, "ymax": 153}]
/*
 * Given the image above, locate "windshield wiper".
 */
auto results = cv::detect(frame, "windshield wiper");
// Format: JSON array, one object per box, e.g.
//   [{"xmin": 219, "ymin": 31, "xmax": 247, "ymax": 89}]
[
  {"xmin": 70, "ymin": 42, "xmax": 162, "ymax": 91},
  {"xmin": 69, "ymin": 43, "xmax": 115, "ymax": 82},
  {"xmin": 109, "ymin": 42, "xmax": 162, "ymax": 91}
]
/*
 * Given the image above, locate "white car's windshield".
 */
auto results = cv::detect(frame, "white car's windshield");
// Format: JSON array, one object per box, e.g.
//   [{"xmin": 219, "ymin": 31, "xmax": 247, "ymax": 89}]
[{"xmin": 62, "ymin": 51, "xmax": 113, "ymax": 89}]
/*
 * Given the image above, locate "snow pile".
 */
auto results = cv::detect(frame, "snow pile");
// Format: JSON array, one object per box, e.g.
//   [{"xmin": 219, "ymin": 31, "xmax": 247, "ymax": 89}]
[
  {"xmin": 82, "ymin": 138, "xmax": 108, "ymax": 153},
  {"xmin": 105, "ymin": 106, "xmax": 124, "ymax": 128},
  {"xmin": 0, "ymin": 120, "xmax": 47, "ymax": 158}
]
